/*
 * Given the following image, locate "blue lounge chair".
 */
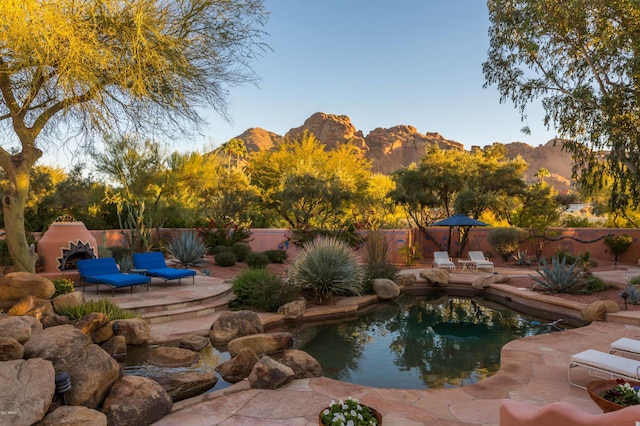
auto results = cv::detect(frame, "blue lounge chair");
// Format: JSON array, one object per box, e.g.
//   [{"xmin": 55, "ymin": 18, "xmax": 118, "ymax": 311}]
[
  {"xmin": 77, "ymin": 257, "xmax": 150, "ymax": 296},
  {"xmin": 132, "ymin": 251, "xmax": 196, "ymax": 287}
]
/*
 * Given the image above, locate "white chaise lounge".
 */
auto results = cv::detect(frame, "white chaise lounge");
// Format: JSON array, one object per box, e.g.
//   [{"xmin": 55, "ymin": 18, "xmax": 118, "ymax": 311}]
[
  {"xmin": 610, "ymin": 337, "xmax": 640, "ymax": 358},
  {"xmin": 468, "ymin": 251, "xmax": 494, "ymax": 272},
  {"xmin": 569, "ymin": 349, "xmax": 640, "ymax": 389},
  {"xmin": 433, "ymin": 251, "xmax": 455, "ymax": 271}
]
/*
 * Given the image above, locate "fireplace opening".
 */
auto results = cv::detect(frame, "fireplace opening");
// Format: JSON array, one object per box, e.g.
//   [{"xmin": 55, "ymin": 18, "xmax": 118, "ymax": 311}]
[{"xmin": 57, "ymin": 241, "xmax": 95, "ymax": 271}]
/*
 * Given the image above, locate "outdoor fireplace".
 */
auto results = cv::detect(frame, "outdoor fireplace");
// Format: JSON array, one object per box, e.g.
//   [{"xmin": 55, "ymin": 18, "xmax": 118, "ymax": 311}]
[{"xmin": 37, "ymin": 221, "xmax": 98, "ymax": 272}]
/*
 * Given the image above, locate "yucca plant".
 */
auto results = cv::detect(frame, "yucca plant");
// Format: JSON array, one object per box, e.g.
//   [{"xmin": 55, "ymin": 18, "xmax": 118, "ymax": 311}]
[
  {"xmin": 288, "ymin": 237, "xmax": 364, "ymax": 304},
  {"xmin": 169, "ymin": 230, "xmax": 208, "ymax": 267},
  {"xmin": 512, "ymin": 250, "xmax": 532, "ymax": 267},
  {"xmin": 530, "ymin": 256, "xmax": 588, "ymax": 293}
]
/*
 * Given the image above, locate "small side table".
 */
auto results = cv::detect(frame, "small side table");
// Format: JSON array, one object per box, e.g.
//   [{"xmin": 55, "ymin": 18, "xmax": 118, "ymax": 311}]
[{"xmin": 458, "ymin": 260, "xmax": 473, "ymax": 272}]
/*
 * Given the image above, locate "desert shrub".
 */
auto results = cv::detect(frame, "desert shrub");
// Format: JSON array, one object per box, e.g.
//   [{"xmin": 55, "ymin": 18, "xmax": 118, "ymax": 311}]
[
  {"xmin": 604, "ymin": 234, "xmax": 633, "ymax": 265},
  {"xmin": 629, "ymin": 276, "xmax": 640, "ymax": 286},
  {"xmin": 231, "ymin": 242, "xmax": 251, "ymax": 262},
  {"xmin": 246, "ymin": 252, "xmax": 270, "ymax": 269},
  {"xmin": 363, "ymin": 230, "xmax": 389, "ymax": 265},
  {"xmin": 108, "ymin": 245, "xmax": 130, "ymax": 262},
  {"xmin": 55, "ymin": 299, "xmax": 138, "ymax": 320},
  {"xmin": 211, "ymin": 245, "xmax": 233, "ymax": 255},
  {"xmin": 512, "ymin": 250, "xmax": 533, "ymax": 267},
  {"xmin": 264, "ymin": 249, "xmax": 288, "ymax": 264},
  {"xmin": 214, "ymin": 251, "xmax": 237, "ymax": 267},
  {"xmin": 487, "ymin": 228, "xmax": 527, "ymax": 261},
  {"xmin": 530, "ymin": 256, "xmax": 589, "ymax": 293},
  {"xmin": 581, "ymin": 275, "xmax": 614, "ymax": 294},
  {"xmin": 52, "ymin": 278, "xmax": 75, "ymax": 297},
  {"xmin": 398, "ymin": 243, "xmax": 422, "ymax": 266},
  {"xmin": 169, "ymin": 230, "xmax": 208, "ymax": 267},
  {"xmin": 288, "ymin": 237, "xmax": 364, "ymax": 303},
  {"xmin": 231, "ymin": 269, "xmax": 299, "ymax": 312},
  {"xmin": 200, "ymin": 225, "xmax": 251, "ymax": 253}
]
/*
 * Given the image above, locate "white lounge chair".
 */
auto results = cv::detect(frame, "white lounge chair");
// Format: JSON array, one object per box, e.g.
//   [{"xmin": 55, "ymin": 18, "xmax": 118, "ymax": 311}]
[
  {"xmin": 610, "ymin": 337, "xmax": 640, "ymax": 358},
  {"xmin": 433, "ymin": 251, "xmax": 455, "ymax": 271},
  {"xmin": 468, "ymin": 251, "xmax": 494, "ymax": 272},
  {"xmin": 568, "ymin": 349, "xmax": 640, "ymax": 389}
]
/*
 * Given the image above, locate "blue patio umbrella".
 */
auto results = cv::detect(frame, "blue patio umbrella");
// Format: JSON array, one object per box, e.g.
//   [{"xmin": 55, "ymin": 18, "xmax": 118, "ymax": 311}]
[{"xmin": 432, "ymin": 214, "xmax": 488, "ymax": 256}]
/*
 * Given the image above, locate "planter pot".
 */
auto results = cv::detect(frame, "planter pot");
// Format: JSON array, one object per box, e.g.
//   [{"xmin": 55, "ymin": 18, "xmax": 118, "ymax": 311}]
[
  {"xmin": 318, "ymin": 406, "xmax": 382, "ymax": 425},
  {"xmin": 587, "ymin": 379, "xmax": 640, "ymax": 412}
]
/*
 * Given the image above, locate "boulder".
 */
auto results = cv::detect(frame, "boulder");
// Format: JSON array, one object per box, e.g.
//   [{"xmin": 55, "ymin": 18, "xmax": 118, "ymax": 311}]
[
  {"xmin": 0, "ymin": 315, "xmax": 42, "ymax": 343},
  {"xmin": 91, "ymin": 321, "xmax": 115, "ymax": 344},
  {"xmin": 178, "ymin": 334, "xmax": 210, "ymax": 352},
  {"xmin": 248, "ymin": 356, "xmax": 295, "ymax": 390},
  {"xmin": 581, "ymin": 300, "xmax": 620, "ymax": 322},
  {"xmin": 41, "ymin": 312, "xmax": 71, "ymax": 328},
  {"xmin": 209, "ymin": 310, "xmax": 263, "ymax": 346},
  {"xmin": 0, "ymin": 336, "xmax": 24, "ymax": 361},
  {"xmin": 75, "ymin": 312, "xmax": 110, "ymax": 335},
  {"xmin": 39, "ymin": 406, "xmax": 107, "ymax": 426},
  {"xmin": 215, "ymin": 347, "xmax": 260, "ymax": 383},
  {"xmin": 23, "ymin": 324, "xmax": 121, "ymax": 409},
  {"xmin": 394, "ymin": 274, "xmax": 417, "ymax": 287},
  {"xmin": 52, "ymin": 291, "xmax": 83, "ymax": 311},
  {"xmin": 7, "ymin": 295, "xmax": 53, "ymax": 318},
  {"xmin": 280, "ymin": 349, "xmax": 323, "ymax": 379},
  {"xmin": 420, "ymin": 269, "xmax": 449, "ymax": 287},
  {"xmin": 372, "ymin": 278, "xmax": 400, "ymax": 300},
  {"xmin": 154, "ymin": 371, "xmax": 218, "ymax": 402},
  {"xmin": 227, "ymin": 332, "xmax": 293, "ymax": 357},
  {"xmin": 148, "ymin": 346, "xmax": 198, "ymax": 367},
  {"xmin": 0, "ymin": 358, "xmax": 56, "ymax": 426},
  {"xmin": 0, "ymin": 272, "xmax": 55, "ymax": 308},
  {"xmin": 101, "ymin": 335, "xmax": 127, "ymax": 362},
  {"xmin": 472, "ymin": 273, "xmax": 510, "ymax": 290},
  {"xmin": 277, "ymin": 299, "xmax": 306, "ymax": 319},
  {"xmin": 101, "ymin": 376, "xmax": 172, "ymax": 426},
  {"xmin": 113, "ymin": 318, "xmax": 150, "ymax": 345}
]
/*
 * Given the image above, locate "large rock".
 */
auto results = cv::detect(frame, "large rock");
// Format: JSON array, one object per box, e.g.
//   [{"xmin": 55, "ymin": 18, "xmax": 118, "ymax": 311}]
[
  {"xmin": 7, "ymin": 295, "xmax": 53, "ymax": 318},
  {"xmin": 280, "ymin": 349, "xmax": 323, "ymax": 379},
  {"xmin": 101, "ymin": 376, "xmax": 172, "ymax": 426},
  {"xmin": 472, "ymin": 273, "xmax": 510, "ymax": 290},
  {"xmin": 75, "ymin": 312, "xmax": 110, "ymax": 335},
  {"xmin": 248, "ymin": 356, "xmax": 295, "ymax": 390},
  {"xmin": 372, "ymin": 278, "xmax": 400, "ymax": 300},
  {"xmin": 0, "ymin": 315, "xmax": 42, "ymax": 343},
  {"xmin": 227, "ymin": 332, "xmax": 293, "ymax": 357},
  {"xmin": 209, "ymin": 310, "xmax": 263, "ymax": 347},
  {"xmin": 52, "ymin": 291, "xmax": 83, "ymax": 311},
  {"xmin": 215, "ymin": 347, "xmax": 260, "ymax": 383},
  {"xmin": 154, "ymin": 371, "xmax": 218, "ymax": 402},
  {"xmin": 39, "ymin": 406, "xmax": 107, "ymax": 426},
  {"xmin": 101, "ymin": 335, "xmax": 127, "ymax": 362},
  {"xmin": 91, "ymin": 321, "xmax": 115, "ymax": 344},
  {"xmin": 179, "ymin": 334, "xmax": 210, "ymax": 352},
  {"xmin": 277, "ymin": 299, "xmax": 306, "ymax": 319},
  {"xmin": 148, "ymin": 346, "xmax": 198, "ymax": 367},
  {"xmin": 41, "ymin": 312, "xmax": 71, "ymax": 328},
  {"xmin": 0, "ymin": 358, "xmax": 56, "ymax": 426},
  {"xmin": 394, "ymin": 274, "xmax": 416, "ymax": 287},
  {"xmin": 23, "ymin": 324, "xmax": 121, "ymax": 409},
  {"xmin": 0, "ymin": 272, "xmax": 55, "ymax": 308},
  {"xmin": 581, "ymin": 300, "xmax": 620, "ymax": 322},
  {"xmin": 0, "ymin": 336, "xmax": 24, "ymax": 361},
  {"xmin": 113, "ymin": 318, "xmax": 149, "ymax": 345},
  {"xmin": 420, "ymin": 269, "xmax": 449, "ymax": 287}
]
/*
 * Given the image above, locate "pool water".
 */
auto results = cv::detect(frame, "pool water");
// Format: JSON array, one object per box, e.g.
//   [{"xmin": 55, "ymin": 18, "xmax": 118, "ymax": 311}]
[{"xmin": 289, "ymin": 293, "xmax": 564, "ymax": 389}]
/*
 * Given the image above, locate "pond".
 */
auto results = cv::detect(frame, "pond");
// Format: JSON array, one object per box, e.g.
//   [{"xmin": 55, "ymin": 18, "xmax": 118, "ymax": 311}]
[{"xmin": 122, "ymin": 293, "xmax": 566, "ymax": 392}]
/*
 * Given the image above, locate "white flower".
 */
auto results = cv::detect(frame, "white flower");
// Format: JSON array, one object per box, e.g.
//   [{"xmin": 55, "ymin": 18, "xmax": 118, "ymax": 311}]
[
  {"xmin": 347, "ymin": 420, "xmax": 355, "ymax": 426},
  {"xmin": 323, "ymin": 409, "xmax": 330, "ymax": 416}
]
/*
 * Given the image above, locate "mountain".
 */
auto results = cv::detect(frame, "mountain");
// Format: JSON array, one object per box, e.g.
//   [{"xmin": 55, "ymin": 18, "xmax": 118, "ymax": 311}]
[{"xmin": 235, "ymin": 112, "xmax": 575, "ymax": 192}]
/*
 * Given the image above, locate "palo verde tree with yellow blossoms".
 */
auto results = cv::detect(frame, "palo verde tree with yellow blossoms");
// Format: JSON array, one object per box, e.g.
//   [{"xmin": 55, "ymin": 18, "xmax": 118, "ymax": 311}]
[{"xmin": 0, "ymin": 0, "xmax": 268, "ymax": 271}]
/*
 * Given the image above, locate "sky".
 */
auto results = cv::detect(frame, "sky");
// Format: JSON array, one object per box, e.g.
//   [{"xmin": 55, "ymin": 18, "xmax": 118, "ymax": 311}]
[{"xmin": 198, "ymin": 0, "xmax": 559, "ymax": 151}]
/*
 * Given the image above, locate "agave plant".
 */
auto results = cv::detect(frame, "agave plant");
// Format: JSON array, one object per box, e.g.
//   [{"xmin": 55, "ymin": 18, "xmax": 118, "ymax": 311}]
[
  {"xmin": 169, "ymin": 230, "xmax": 208, "ymax": 267},
  {"xmin": 530, "ymin": 256, "xmax": 588, "ymax": 293},
  {"xmin": 288, "ymin": 237, "xmax": 364, "ymax": 304},
  {"xmin": 512, "ymin": 249, "xmax": 532, "ymax": 267}
]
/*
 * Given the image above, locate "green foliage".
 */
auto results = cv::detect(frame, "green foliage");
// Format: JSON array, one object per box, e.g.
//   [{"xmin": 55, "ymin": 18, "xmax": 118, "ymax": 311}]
[
  {"xmin": 55, "ymin": 299, "xmax": 138, "ymax": 320},
  {"xmin": 288, "ymin": 237, "xmax": 364, "ymax": 303},
  {"xmin": 212, "ymin": 245, "xmax": 233, "ymax": 255},
  {"xmin": 0, "ymin": 240, "xmax": 13, "ymax": 271},
  {"xmin": 117, "ymin": 200, "xmax": 152, "ymax": 254},
  {"xmin": 169, "ymin": 230, "xmax": 208, "ymax": 267},
  {"xmin": 201, "ymin": 224, "xmax": 251, "ymax": 253},
  {"xmin": 118, "ymin": 256, "xmax": 133, "ymax": 272},
  {"xmin": 624, "ymin": 284, "xmax": 640, "ymax": 305},
  {"xmin": 530, "ymin": 257, "xmax": 589, "ymax": 294},
  {"xmin": 398, "ymin": 243, "xmax": 422, "ymax": 267},
  {"xmin": 487, "ymin": 227, "xmax": 526, "ymax": 261},
  {"xmin": 581, "ymin": 275, "xmax": 614, "ymax": 294},
  {"xmin": 231, "ymin": 269, "xmax": 299, "ymax": 312},
  {"xmin": 214, "ymin": 251, "xmax": 237, "ymax": 267},
  {"xmin": 52, "ymin": 278, "xmax": 75, "ymax": 297},
  {"xmin": 629, "ymin": 276, "xmax": 640, "ymax": 286},
  {"xmin": 264, "ymin": 249, "xmax": 288, "ymax": 264},
  {"xmin": 231, "ymin": 242, "xmax": 251, "ymax": 262},
  {"xmin": 604, "ymin": 234, "xmax": 633, "ymax": 264},
  {"xmin": 512, "ymin": 250, "xmax": 532, "ymax": 267},
  {"xmin": 363, "ymin": 230, "xmax": 390, "ymax": 265},
  {"xmin": 246, "ymin": 252, "xmax": 270, "ymax": 269}
]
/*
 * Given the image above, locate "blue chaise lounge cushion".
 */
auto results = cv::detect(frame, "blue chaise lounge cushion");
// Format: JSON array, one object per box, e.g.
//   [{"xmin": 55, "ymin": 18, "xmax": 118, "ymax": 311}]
[
  {"xmin": 132, "ymin": 252, "xmax": 196, "ymax": 284},
  {"xmin": 77, "ymin": 257, "xmax": 150, "ymax": 288}
]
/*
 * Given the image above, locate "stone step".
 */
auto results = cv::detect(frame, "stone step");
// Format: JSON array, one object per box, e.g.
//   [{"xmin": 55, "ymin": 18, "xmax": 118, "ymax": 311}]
[
  {"xmin": 123, "ymin": 285, "xmax": 234, "ymax": 315},
  {"xmin": 143, "ymin": 293, "xmax": 237, "ymax": 324}
]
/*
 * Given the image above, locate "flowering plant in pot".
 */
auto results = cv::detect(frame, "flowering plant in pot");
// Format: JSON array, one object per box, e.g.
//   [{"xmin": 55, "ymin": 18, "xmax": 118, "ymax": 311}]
[
  {"xmin": 600, "ymin": 379, "xmax": 640, "ymax": 406},
  {"xmin": 319, "ymin": 397, "xmax": 381, "ymax": 425}
]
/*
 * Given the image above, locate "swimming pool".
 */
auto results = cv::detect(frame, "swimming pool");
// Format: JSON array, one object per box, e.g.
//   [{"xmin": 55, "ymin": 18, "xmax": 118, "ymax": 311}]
[{"xmin": 288, "ymin": 293, "xmax": 565, "ymax": 389}]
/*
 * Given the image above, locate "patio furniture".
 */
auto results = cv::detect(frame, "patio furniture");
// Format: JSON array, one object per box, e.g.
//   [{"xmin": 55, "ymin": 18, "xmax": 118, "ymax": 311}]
[
  {"xmin": 432, "ymin": 251, "xmax": 455, "ymax": 271},
  {"xmin": 610, "ymin": 337, "xmax": 640, "ymax": 358},
  {"xmin": 468, "ymin": 251, "xmax": 494, "ymax": 272},
  {"xmin": 76, "ymin": 257, "xmax": 150, "ymax": 296},
  {"xmin": 568, "ymin": 349, "xmax": 640, "ymax": 389},
  {"xmin": 132, "ymin": 251, "xmax": 196, "ymax": 287},
  {"xmin": 500, "ymin": 399, "xmax": 640, "ymax": 425}
]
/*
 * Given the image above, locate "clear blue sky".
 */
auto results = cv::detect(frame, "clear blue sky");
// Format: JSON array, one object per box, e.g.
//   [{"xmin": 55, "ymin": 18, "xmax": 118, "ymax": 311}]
[{"xmin": 199, "ymin": 0, "xmax": 558, "ymax": 150}]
